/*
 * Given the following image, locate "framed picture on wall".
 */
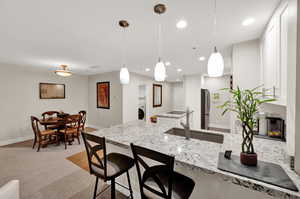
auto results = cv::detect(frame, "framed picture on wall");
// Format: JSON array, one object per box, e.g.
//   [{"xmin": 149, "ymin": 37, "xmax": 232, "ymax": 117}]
[
  {"xmin": 97, "ymin": 82, "xmax": 110, "ymax": 109},
  {"xmin": 39, "ymin": 83, "xmax": 65, "ymax": 99},
  {"xmin": 153, "ymin": 84, "xmax": 162, "ymax": 107}
]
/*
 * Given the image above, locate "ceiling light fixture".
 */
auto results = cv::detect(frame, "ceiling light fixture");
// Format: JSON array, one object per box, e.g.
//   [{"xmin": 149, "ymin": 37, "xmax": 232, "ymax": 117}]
[
  {"xmin": 55, "ymin": 65, "xmax": 72, "ymax": 77},
  {"xmin": 154, "ymin": 4, "xmax": 167, "ymax": 82},
  {"xmin": 145, "ymin": 68, "xmax": 151, "ymax": 72},
  {"xmin": 242, "ymin": 18, "xmax": 255, "ymax": 26},
  {"xmin": 207, "ymin": 0, "xmax": 224, "ymax": 77},
  {"xmin": 199, "ymin": 56, "xmax": 206, "ymax": 61},
  {"xmin": 165, "ymin": 61, "xmax": 171, "ymax": 66},
  {"xmin": 176, "ymin": 20, "xmax": 187, "ymax": 29},
  {"xmin": 119, "ymin": 20, "xmax": 130, "ymax": 85},
  {"xmin": 177, "ymin": 68, "xmax": 182, "ymax": 72}
]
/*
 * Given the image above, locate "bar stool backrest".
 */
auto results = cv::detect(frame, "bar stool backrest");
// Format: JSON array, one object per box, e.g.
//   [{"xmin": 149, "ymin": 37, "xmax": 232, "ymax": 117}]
[
  {"xmin": 82, "ymin": 132, "xmax": 107, "ymax": 179},
  {"xmin": 130, "ymin": 143, "xmax": 175, "ymax": 199}
]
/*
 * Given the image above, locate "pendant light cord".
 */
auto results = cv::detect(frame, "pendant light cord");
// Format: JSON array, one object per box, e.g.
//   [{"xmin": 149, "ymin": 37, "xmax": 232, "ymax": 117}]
[
  {"xmin": 122, "ymin": 27, "xmax": 126, "ymax": 67},
  {"xmin": 158, "ymin": 15, "xmax": 162, "ymax": 62},
  {"xmin": 213, "ymin": 0, "xmax": 217, "ymax": 51}
]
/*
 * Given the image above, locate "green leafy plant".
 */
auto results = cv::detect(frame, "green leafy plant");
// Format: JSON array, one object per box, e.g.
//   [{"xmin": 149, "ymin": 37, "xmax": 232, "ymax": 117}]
[{"xmin": 219, "ymin": 86, "xmax": 275, "ymax": 154}]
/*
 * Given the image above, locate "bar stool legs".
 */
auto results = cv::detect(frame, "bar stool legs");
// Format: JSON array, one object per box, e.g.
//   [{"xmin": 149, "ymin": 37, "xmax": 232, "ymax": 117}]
[
  {"xmin": 126, "ymin": 171, "xmax": 133, "ymax": 199},
  {"xmin": 111, "ymin": 179, "xmax": 115, "ymax": 199},
  {"xmin": 93, "ymin": 177, "xmax": 99, "ymax": 199}
]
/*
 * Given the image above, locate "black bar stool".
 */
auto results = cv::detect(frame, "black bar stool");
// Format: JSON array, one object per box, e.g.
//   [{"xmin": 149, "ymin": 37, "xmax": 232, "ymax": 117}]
[
  {"xmin": 82, "ymin": 132, "xmax": 134, "ymax": 199},
  {"xmin": 130, "ymin": 143, "xmax": 195, "ymax": 199}
]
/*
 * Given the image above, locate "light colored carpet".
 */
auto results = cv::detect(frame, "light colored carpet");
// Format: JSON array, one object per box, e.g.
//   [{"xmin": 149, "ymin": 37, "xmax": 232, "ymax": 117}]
[{"xmin": 0, "ymin": 127, "xmax": 129, "ymax": 199}]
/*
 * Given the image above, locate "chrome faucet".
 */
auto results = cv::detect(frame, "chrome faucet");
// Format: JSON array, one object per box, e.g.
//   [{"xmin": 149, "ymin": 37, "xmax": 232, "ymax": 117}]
[{"xmin": 180, "ymin": 107, "xmax": 191, "ymax": 140}]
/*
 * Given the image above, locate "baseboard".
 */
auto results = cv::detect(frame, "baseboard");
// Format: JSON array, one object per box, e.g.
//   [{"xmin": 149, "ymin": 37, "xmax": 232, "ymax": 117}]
[
  {"xmin": 0, "ymin": 135, "xmax": 33, "ymax": 146},
  {"xmin": 86, "ymin": 124, "xmax": 102, "ymax": 130},
  {"xmin": 0, "ymin": 124, "xmax": 101, "ymax": 146}
]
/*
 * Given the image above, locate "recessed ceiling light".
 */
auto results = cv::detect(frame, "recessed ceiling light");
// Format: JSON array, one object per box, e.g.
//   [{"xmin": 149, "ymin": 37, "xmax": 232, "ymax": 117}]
[
  {"xmin": 242, "ymin": 18, "xmax": 255, "ymax": 26},
  {"xmin": 165, "ymin": 61, "xmax": 171, "ymax": 66},
  {"xmin": 199, "ymin": 56, "xmax": 206, "ymax": 61},
  {"xmin": 177, "ymin": 68, "xmax": 182, "ymax": 72},
  {"xmin": 145, "ymin": 68, "xmax": 150, "ymax": 72},
  {"xmin": 176, "ymin": 20, "xmax": 187, "ymax": 29}
]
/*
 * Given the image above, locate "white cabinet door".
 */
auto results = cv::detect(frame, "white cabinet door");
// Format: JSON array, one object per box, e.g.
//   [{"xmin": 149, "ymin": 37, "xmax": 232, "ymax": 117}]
[
  {"xmin": 260, "ymin": 2, "xmax": 288, "ymax": 106},
  {"xmin": 279, "ymin": 5, "xmax": 288, "ymax": 105},
  {"xmin": 261, "ymin": 18, "xmax": 278, "ymax": 96}
]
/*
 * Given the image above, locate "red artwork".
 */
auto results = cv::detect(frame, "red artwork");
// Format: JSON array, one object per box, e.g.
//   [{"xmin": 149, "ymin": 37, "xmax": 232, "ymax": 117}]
[{"xmin": 97, "ymin": 82, "xmax": 110, "ymax": 109}]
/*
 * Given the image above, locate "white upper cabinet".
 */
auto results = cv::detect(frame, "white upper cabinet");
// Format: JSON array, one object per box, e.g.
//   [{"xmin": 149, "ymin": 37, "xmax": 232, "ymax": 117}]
[{"xmin": 260, "ymin": 2, "xmax": 288, "ymax": 106}]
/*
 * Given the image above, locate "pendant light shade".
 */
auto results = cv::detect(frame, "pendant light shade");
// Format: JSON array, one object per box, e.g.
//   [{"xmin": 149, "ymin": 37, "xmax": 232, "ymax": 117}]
[
  {"xmin": 119, "ymin": 20, "xmax": 130, "ymax": 85},
  {"xmin": 120, "ymin": 67, "xmax": 130, "ymax": 84},
  {"xmin": 207, "ymin": 47, "xmax": 224, "ymax": 77},
  {"xmin": 154, "ymin": 60, "xmax": 166, "ymax": 82},
  {"xmin": 55, "ymin": 65, "xmax": 72, "ymax": 77}
]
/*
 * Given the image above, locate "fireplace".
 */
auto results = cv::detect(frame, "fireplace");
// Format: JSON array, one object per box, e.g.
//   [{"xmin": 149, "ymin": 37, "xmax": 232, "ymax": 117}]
[{"xmin": 266, "ymin": 117, "xmax": 285, "ymax": 141}]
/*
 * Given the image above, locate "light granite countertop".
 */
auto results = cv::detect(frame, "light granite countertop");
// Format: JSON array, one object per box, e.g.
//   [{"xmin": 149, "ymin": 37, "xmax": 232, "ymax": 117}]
[
  {"xmin": 93, "ymin": 120, "xmax": 300, "ymax": 198},
  {"xmin": 156, "ymin": 110, "xmax": 194, "ymax": 119}
]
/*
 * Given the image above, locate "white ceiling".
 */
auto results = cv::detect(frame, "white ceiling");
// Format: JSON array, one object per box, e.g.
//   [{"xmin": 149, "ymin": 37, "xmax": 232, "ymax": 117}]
[{"xmin": 0, "ymin": 0, "xmax": 280, "ymax": 81}]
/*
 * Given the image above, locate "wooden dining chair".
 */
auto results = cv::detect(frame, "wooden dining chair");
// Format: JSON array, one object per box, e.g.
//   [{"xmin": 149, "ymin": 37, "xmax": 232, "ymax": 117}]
[
  {"xmin": 59, "ymin": 114, "xmax": 81, "ymax": 149},
  {"xmin": 78, "ymin": 110, "xmax": 87, "ymax": 131},
  {"xmin": 42, "ymin": 111, "xmax": 60, "ymax": 130},
  {"xmin": 82, "ymin": 132, "xmax": 134, "ymax": 199},
  {"xmin": 30, "ymin": 116, "xmax": 58, "ymax": 152},
  {"xmin": 130, "ymin": 143, "xmax": 195, "ymax": 199}
]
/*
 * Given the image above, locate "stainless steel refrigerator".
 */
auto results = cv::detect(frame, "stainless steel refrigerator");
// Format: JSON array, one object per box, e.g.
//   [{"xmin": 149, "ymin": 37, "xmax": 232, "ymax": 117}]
[{"xmin": 201, "ymin": 89, "xmax": 210, "ymax": 130}]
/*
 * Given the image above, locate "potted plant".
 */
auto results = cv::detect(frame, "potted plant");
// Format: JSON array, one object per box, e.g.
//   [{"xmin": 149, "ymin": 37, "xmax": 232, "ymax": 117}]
[{"xmin": 219, "ymin": 86, "xmax": 274, "ymax": 166}]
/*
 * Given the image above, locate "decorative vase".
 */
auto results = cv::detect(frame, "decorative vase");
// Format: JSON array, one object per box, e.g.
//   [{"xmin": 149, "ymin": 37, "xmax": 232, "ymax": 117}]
[
  {"xmin": 240, "ymin": 122, "xmax": 257, "ymax": 166},
  {"xmin": 240, "ymin": 152, "xmax": 257, "ymax": 166}
]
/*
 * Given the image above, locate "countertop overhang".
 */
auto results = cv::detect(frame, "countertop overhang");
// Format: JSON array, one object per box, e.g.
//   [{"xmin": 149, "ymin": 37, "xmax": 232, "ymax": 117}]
[{"xmin": 92, "ymin": 120, "xmax": 300, "ymax": 198}]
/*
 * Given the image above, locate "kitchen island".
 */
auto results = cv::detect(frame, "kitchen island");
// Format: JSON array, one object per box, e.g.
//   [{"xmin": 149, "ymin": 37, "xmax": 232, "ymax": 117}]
[{"xmin": 93, "ymin": 120, "xmax": 300, "ymax": 199}]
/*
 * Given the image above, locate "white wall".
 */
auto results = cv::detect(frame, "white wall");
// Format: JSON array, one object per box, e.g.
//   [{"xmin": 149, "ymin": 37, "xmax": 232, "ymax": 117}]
[
  {"xmin": 231, "ymin": 39, "xmax": 287, "ymax": 134},
  {"xmin": 293, "ymin": 0, "xmax": 300, "ymax": 172},
  {"xmin": 202, "ymin": 75, "xmax": 231, "ymax": 129},
  {"xmin": 232, "ymin": 39, "xmax": 261, "ymax": 89},
  {"xmin": 122, "ymin": 73, "xmax": 172, "ymax": 123},
  {"xmin": 170, "ymin": 82, "xmax": 185, "ymax": 110},
  {"xmin": 183, "ymin": 75, "xmax": 202, "ymax": 130},
  {"xmin": 232, "ymin": 40, "xmax": 261, "ymax": 133},
  {"xmin": 88, "ymin": 71, "xmax": 123, "ymax": 128},
  {"xmin": 287, "ymin": 0, "xmax": 297, "ymax": 157},
  {"xmin": 0, "ymin": 64, "xmax": 88, "ymax": 146}
]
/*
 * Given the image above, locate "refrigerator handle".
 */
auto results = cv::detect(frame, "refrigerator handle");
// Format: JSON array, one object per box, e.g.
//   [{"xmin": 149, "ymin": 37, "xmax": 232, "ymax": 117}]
[{"xmin": 207, "ymin": 91, "xmax": 211, "ymax": 113}]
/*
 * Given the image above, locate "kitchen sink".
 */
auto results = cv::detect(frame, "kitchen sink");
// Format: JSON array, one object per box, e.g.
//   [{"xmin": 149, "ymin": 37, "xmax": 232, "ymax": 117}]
[
  {"xmin": 167, "ymin": 111, "xmax": 186, "ymax": 115},
  {"xmin": 165, "ymin": 128, "xmax": 224, "ymax": 144}
]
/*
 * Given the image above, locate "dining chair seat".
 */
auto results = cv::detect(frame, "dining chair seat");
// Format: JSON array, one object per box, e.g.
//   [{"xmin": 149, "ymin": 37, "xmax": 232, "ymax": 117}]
[
  {"xmin": 46, "ymin": 125, "xmax": 60, "ymax": 130},
  {"xmin": 143, "ymin": 165, "xmax": 195, "ymax": 199},
  {"xmin": 59, "ymin": 128, "xmax": 78, "ymax": 134},
  {"xmin": 91, "ymin": 153, "xmax": 134, "ymax": 180},
  {"xmin": 60, "ymin": 114, "xmax": 81, "ymax": 149},
  {"xmin": 31, "ymin": 116, "xmax": 59, "ymax": 152},
  {"xmin": 40, "ymin": 129, "xmax": 57, "ymax": 136}
]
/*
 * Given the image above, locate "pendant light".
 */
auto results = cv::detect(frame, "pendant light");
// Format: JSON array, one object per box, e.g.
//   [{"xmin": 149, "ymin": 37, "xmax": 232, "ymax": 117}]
[
  {"xmin": 207, "ymin": 0, "xmax": 224, "ymax": 77},
  {"xmin": 154, "ymin": 4, "xmax": 167, "ymax": 82},
  {"xmin": 55, "ymin": 65, "xmax": 72, "ymax": 77},
  {"xmin": 119, "ymin": 20, "xmax": 130, "ymax": 84}
]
